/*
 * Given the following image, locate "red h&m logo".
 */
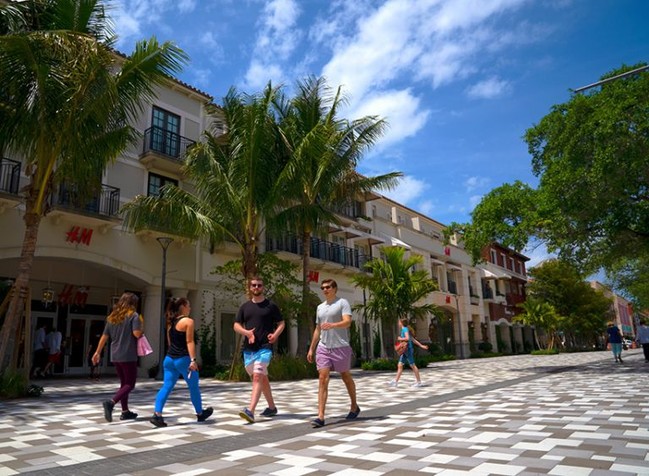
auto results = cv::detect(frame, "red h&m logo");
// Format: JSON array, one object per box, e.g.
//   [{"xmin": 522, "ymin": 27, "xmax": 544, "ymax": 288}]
[
  {"xmin": 444, "ymin": 246, "xmax": 451, "ymax": 256},
  {"xmin": 66, "ymin": 226, "xmax": 93, "ymax": 245},
  {"xmin": 308, "ymin": 270, "xmax": 320, "ymax": 283},
  {"xmin": 445, "ymin": 295, "xmax": 451, "ymax": 304},
  {"xmin": 57, "ymin": 284, "xmax": 90, "ymax": 307}
]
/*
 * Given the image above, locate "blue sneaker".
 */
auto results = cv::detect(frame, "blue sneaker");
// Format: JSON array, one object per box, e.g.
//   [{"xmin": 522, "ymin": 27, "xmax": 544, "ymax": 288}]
[
  {"xmin": 239, "ymin": 407, "xmax": 255, "ymax": 423},
  {"xmin": 260, "ymin": 407, "xmax": 278, "ymax": 417}
]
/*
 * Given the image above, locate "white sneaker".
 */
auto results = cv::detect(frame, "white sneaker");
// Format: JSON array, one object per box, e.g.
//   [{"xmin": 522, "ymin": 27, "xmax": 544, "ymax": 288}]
[
  {"xmin": 412, "ymin": 381, "xmax": 424, "ymax": 388},
  {"xmin": 388, "ymin": 380, "xmax": 398, "ymax": 387}
]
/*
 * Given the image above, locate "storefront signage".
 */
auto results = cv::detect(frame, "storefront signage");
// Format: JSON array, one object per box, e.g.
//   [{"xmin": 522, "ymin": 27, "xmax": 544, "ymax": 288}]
[
  {"xmin": 58, "ymin": 284, "xmax": 90, "ymax": 307},
  {"xmin": 308, "ymin": 270, "xmax": 320, "ymax": 283},
  {"xmin": 66, "ymin": 226, "xmax": 93, "ymax": 246}
]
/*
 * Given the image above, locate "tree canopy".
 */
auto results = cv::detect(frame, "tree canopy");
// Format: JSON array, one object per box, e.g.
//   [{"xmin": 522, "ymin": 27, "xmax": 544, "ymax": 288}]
[{"xmin": 448, "ymin": 63, "xmax": 649, "ymax": 307}]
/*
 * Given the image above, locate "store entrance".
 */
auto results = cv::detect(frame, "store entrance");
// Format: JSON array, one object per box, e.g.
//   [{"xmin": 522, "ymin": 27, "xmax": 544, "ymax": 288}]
[{"xmin": 67, "ymin": 317, "xmax": 106, "ymax": 376}]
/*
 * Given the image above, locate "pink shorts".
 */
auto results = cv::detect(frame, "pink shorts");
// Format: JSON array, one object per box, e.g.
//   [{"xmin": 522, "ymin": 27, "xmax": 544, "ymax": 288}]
[{"xmin": 315, "ymin": 345, "xmax": 352, "ymax": 373}]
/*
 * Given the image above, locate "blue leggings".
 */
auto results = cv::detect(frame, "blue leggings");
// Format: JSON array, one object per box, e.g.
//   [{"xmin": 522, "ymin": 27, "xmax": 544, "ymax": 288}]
[
  {"xmin": 154, "ymin": 355, "xmax": 202, "ymax": 414},
  {"xmin": 610, "ymin": 343, "xmax": 622, "ymax": 357}
]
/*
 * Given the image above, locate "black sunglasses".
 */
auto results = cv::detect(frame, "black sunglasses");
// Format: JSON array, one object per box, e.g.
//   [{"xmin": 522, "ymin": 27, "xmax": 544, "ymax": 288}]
[
  {"xmin": 250, "ymin": 283, "xmax": 263, "ymax": 288},
  {"xmin": 321, "ymin": 285, "xmax": 332, "ymax": 290}
]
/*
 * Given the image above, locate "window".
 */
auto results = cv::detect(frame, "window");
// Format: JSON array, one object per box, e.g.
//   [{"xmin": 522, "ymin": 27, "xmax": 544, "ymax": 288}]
[
  {"xmin": 490, "ymin": 249, "xmax": 497, "ymax": 263},
  {"xmin": 148, "ymin": 172, "xmax": 178, "ymax": 197},
  {"xmin": 151, "ymin": 107, "xmax": 181, "ymax": 156}
]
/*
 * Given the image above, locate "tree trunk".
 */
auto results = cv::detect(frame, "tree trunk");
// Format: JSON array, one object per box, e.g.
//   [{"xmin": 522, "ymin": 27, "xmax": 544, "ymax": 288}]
[
  {"xmin": 0, "ymin": 209, "xmax": 42, "ymax": 373},
  {"xmin": 297, "ymin": 230, "xmax": 314, "ymax": 356}
]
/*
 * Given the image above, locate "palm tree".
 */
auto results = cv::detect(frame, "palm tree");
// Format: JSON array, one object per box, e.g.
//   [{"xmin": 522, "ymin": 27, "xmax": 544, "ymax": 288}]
[
  {"xmin": 514, "ymin": 299, "xmax": 562, "ymax": 350},
  {"xmin": 121, "ymin": 84, "xmax": 285, "ymax": 283},
  {"xmin": 351, "ymin": 246, "xmax": 439, "ymax": 354},
  {"xmin": 271, "ymin": 76, "xmax": 402, "ymax": 354},
  {"xmin": 0, "ymin": 0, "xmax": 188, "ymax": 372}
]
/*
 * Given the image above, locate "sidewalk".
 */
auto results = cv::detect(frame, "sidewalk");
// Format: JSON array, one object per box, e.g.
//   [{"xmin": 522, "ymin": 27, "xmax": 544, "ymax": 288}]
[{"xmin": 1, "ymin": 350, "xmax": 648, "ymax": 475}]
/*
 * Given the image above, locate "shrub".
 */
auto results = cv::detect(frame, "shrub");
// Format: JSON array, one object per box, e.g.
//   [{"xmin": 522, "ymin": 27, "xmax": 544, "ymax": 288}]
[
  {"xmin": 0, "ymin": 372, "xmax": 43, "ymax": 399},
  {"xmin": 531, "ymin": 348, "xmax": 560, "ymax": 355},
  {"xmin": 469, "ymin": 351, "xmax": 503, "ymax": 358},
  {"xmin": 214, "ymin": 355, "xmax": 318, "ymax": 381},
  {"xmin": 477, "ymin": 341, "xmax": 493, "ymax": 352}
]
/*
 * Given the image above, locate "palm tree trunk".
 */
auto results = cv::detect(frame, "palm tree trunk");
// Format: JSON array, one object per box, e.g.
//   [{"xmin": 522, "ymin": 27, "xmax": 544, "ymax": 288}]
[
  {"xmin": 0, "ymin": 209, "xmax": 41, "ymax": 373},
  {"xmin": 298, "ymin": 230, "xmax": 314, "ymax": 356}
]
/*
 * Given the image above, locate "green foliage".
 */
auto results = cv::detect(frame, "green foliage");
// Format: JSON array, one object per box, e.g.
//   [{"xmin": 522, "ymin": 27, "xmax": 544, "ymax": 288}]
[
  {"xmin": 524, "ymin": 259, "xmax": 612, "ymax": 347},
  {"xmin": 360, "ymin": 352, "xmax": 455, "ymax": 371},
  {"xmin": 361, "ymin": 358, "xmax": 397, "ymax": 371},
  {"xmin": 531, "ymin": 348, "xmax": 560, "ymax": 355},
  {"xmin": 0, "ymin": 372, "xmax": 43, "ymax": 399},
  {"xmin": 477, "ymin": 341, "xmax": 493, "ymax": 352},
  {"xmin": 198, "ymin": 319, "xmax": 217, "ymax": 374},
  {"xmin": 351, "ymin": 246, "xmax": 439, "ymax": 327},
  {"xmin": 447, "ymin": 64, "xmax": 649, "ymax": 306},
  {"xmin": 372, "ymin": 328, "xmax": 382, "ymax": 358},
  {"xmin": 212, "ymin": 253, "xmax": 307, "ymax": 326},
  {"xmin": 349, "ymin": 320, "xmax": 362, "ymax": 362},
  {"xmin": 216, "ymin": 354, "xmax": 318, "ymax": 381},
  {"xmin": 469, "ymin": 351, "xmax": 503, "ymax": 359}
]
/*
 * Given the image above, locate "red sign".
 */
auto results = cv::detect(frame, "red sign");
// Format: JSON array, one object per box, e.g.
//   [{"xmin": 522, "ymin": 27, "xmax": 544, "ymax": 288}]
[
  {"xmin": 66, "ymin": 226, "xmax": 93, "ymax": 246},
  {"xmin": 444, "ymin": 246, "xmax": 451, "ymax": 256},
  {"xmin": 445, "ymin": 295, "xmax": 451, "ymax": 304},
  {"xmin": 58, "ymin": 284, "xmax": 90, "ymax": 307},
  {"xmin": 308, "ymin": 270, "xmax": 320, "ymax": 283}
]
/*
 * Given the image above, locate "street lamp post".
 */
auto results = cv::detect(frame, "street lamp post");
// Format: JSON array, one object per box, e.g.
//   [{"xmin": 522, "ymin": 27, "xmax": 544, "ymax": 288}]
[
  {"xmin": 454, "ymin": 294, "xmax": 465, "ymax": 359},
  {"xmin": 155, "ymin": 237, "xmax": 174, "ymax": 380}
]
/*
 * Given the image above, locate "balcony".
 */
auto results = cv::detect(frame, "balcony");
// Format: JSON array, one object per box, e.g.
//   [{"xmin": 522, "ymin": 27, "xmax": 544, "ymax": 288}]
[
  {"xmin": 139, "ymin": 126, "xmax": 196, "ymax": 174},
  {"xmin": 49, "ymin": 182, "xmax": 120, "ymax": 228},
  {"xmin": 482, "ymin": 286, "xmax": 494, "ymax": 300},
  {"xmin": 448, "ymin": 280, "xmax": 457, "ymax": 295},
  {"xmin": 0, "ymin": 157, "xmax": 21, "ymax": 203},
  {"xmin": 266, "ymin": 233, "xmax": 369, "ymax": 270}
]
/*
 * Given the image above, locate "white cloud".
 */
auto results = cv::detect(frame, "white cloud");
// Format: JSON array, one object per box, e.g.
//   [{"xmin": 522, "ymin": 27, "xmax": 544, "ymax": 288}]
[
  {"xmin": 465, "ymin": 176, "xmax": 490, "ymax": 192},
  {"xmin": 242, "ymin": 0, "xmax": 302, "ymax": 89},
  {"xmin": 523, "ymin": 242, "xmax": 554, "ymax": 268},
  {"xmin": 351, "ymin": 89, "xmax": 430, "ymax": 150},
  {"xmin": 177, "ymin": 0, "xmax": 196, "ymax": 13},
  {"xmin": 466, "ymin": 76, "xmax": 510, "ymax": 99},
  {"xmin": 417, "ymin": 200, "xmax": 435, "ymax": 217},
  {"xmin": 383, "ymin": 175, "xmax": 428, "ymax": 206}
]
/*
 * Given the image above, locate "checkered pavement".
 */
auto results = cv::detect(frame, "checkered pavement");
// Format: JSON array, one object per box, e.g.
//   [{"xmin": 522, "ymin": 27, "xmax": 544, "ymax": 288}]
[{"xmin": 1, "ymin": 350, "xmax": 648, "ymax": 475}]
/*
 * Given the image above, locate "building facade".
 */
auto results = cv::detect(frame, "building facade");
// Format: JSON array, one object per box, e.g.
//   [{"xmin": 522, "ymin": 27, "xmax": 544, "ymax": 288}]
[{"xmin": 0, "ymin": 77, "xmax": 531, "ymax": 377}]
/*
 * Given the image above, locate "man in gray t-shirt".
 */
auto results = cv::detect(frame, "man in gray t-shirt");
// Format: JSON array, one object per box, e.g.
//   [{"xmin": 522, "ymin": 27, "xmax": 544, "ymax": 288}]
[{"xmin": 307, "ymin": 279, "xmax": 360, "ymax": 428}]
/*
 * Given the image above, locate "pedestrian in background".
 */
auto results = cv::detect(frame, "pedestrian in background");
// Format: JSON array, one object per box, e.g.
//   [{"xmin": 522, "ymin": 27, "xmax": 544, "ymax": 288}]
[
  {"xmin": 389, "ymin": 318, "xmax": 428, "ymax": 388},
  {"xmin": 30, "ymin": 323, "xmax": 48, "ymax": 378},
  {"xmin": 636, "ymin": 319, "xmax": 649, "ymax": 363},
  {"xmin": 605, "ymin": 321, "xmax": 624, "ymax": 363},
  {"xmin": 93, "ymin": 292, "xmax": 142, "ymax": 422},
  {"xmin": 42, "ymin": 327, "xmax": 62, "ymax": 377},
  {"xmin": 150, "ymin": 297, "xmax": 213, "ymax": 427},
  {"xmin": 233, "ymin": 277, "xmax": 285, "ymax": 424},
  {"xmin": 307, "ymin": 279, "xmax": 360, "ymax": 428}
]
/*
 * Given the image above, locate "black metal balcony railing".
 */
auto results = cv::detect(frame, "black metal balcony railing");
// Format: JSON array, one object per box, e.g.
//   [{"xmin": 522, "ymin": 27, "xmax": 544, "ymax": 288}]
[
  {"xmin": 52, "ymin": 182, "xmax": 120, "ymax": 218},
  {"xmin": 482, "ymin": 286, "xmax": 494, "ymax": 299},
  {"xmin": 266, "ymin": 233, "xmax": 369, "ymax": 269},
  {"xmin": 0, "ymin": 157, "xmax": 21, "ymax": 195},
  {"xmin": 142, "ymin": 126, "xmax": 195, "ymax": 160},
  {"xmin": 331, "ymin": 201, "xmax": 364, "ymax": 220}
]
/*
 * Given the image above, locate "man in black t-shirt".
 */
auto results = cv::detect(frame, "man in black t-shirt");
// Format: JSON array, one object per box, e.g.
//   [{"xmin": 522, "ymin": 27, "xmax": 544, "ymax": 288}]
[{"xmin": 234, "ymin": 277, "xmax": 285, "ymax": 424}]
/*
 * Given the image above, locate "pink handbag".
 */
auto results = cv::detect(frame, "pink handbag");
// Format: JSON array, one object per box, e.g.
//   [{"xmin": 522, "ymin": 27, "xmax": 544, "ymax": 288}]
[{"xmin": 137, "ymin": 335, "xmax": 153, "ymax": 357}]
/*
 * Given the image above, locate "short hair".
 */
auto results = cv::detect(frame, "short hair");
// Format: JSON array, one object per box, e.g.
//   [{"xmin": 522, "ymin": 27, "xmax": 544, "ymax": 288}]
[
  {"xmin": 321, "ymin": 278, "xmax": 337, "ymax": 288},
  {"xmin": 249, "ymin": 276, "xmax": 263, "ymax": 285}
]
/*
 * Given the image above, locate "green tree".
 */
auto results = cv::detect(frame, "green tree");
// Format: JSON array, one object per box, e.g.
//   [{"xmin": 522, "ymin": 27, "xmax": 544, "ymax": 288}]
[
  {"xmin": 526, "ymin": 259, "xmax": 612, "ymax": 348},
  {"xmin": 121, "ymin": 85, "xmax": 285, "ymax": 284},
  {"xmin": 514, "ymin": 299, "xmax": 562, "ymax": 350},
  {"xmin": 0, "ymin": 0, "xmax": 187, "ymax": 372},
  {"xmin": 271, "ymin": 76, "xmax": 402, "ymax": 354},
  {"xmin": 351, "ymin": 246, "xmax": 438, "ymax": 354},
  {"xmin": 448, "ymin": 64, "xmax": 649, "ymax": 303}
]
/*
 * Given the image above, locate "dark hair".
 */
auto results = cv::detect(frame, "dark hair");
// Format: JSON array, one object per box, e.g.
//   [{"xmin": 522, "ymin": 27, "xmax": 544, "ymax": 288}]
[
  {"xmin": 165, "ymin": 297, "xmax": 190, "ymax": 329},
  {"xmin": 321, "ymin": 278, "xmax": 337, "ymax": 288}
]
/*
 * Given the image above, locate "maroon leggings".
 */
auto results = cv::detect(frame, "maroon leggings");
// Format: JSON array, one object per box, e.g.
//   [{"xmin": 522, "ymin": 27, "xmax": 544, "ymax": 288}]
[{"xmin": 113, "ymin": 361, "xmax": 137, "ymax": 411}]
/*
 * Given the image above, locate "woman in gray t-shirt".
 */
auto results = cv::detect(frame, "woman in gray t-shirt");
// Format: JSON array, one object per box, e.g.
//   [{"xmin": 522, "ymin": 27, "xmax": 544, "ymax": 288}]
[{"xmin": 92, "ymin": 292, "xmax": 142, "ymax": 423}]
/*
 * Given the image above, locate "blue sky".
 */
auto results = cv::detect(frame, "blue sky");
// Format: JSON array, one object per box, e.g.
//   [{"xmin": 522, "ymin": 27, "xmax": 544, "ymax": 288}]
[{"xmin": 110, "ymin": 0, "xmax": 648, "ymax": 264}]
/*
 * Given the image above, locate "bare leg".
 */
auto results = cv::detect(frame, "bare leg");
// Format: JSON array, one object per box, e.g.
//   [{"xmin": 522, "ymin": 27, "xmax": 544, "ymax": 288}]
[
  {"xmin": 340, "ymin": 371, "xmax": 358, "ymax": 412},
  {"xmin": 412, "ymin": 364, "xmax": 422, "ymax": 383},
  {"xmin": 394, "ymin": 363, "xmax": 404, "ymax": 383},
  {"xmin": 249, "ymin": 373, "xmax": 264, "ymax": 413},
  {"xmin": 260, "ymin": 375, "xmax": 276, "ymax": 409},
  {"xmin": 317, "ymin": 368, "xmax": 330, "ymax": 420}
]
